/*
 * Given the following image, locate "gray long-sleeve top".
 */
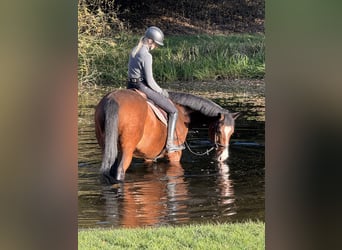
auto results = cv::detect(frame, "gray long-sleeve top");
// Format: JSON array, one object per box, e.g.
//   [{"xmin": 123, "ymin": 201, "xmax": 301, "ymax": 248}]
[{"xmin": 128, "ymin": 44, "xmax": 163, "ymax": 93}]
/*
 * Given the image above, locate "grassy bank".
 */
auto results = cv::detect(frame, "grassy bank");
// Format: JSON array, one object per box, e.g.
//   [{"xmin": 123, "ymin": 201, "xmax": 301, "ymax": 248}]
[
  {"xmin": 78, "ymin": 221, "xmax": 264, "ymax": 250},
  {"xmin": 78, "ymin": 33, "xmax": 264, "ymax": 87}
]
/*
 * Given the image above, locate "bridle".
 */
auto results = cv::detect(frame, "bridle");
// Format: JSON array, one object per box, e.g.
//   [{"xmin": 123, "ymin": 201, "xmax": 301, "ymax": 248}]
[
  {"xmin": 213, "ymin": 120, "xmax": 228, "ymax": 150},
  {"xmin": 184, "ymin": 120, "xmax": 228, "ymax": 156}
]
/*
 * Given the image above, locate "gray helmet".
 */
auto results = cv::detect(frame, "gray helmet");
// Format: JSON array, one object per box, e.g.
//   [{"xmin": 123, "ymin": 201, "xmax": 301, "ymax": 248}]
[{"xmin": 145, "ymin": 26, "xmax": 164, "ymax": 46}]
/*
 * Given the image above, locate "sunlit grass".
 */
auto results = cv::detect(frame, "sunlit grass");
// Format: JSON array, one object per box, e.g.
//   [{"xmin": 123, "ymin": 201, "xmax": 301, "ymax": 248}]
[
  {"xmin": 155, "ymin": 34, "xmax": 265, "ymax": 82},
  {"xmin": 78, "ymin": 221, "xmax": 265, "ymax": 250}
]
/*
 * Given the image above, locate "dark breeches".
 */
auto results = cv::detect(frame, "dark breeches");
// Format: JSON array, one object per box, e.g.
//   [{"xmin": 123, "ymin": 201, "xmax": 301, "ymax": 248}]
[{"xmin": 127, "ymin": 82, "xmax": 177, "ymax": 114}]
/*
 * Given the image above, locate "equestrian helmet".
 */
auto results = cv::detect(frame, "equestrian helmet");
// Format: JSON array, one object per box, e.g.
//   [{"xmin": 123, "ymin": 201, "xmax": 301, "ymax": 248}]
[{"xmin": 145, "ymin": 26, "xmax": 164, "ymax": 46}]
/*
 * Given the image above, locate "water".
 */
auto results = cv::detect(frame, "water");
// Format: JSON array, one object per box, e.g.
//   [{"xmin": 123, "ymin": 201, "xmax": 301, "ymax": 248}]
[{"xmin": 78, "ymin": 84, "xmax": 264, "ymax": 228}]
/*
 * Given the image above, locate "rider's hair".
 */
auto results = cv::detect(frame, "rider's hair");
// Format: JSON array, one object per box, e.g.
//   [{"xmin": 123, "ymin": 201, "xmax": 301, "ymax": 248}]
[{"xmin": 132, "ymin": 36, "xmax": 153, "ymax": 58}]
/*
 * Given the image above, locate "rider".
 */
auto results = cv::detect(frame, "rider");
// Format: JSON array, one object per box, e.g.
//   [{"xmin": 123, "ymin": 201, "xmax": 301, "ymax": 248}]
[{"xmin": 127, "ymin": 26, "xmax": 184, "ymax": 152}]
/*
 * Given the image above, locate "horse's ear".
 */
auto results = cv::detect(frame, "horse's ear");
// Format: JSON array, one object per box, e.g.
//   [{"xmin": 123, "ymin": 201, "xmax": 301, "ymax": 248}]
[
  {"xmin": 231, "ymin": 112, "xmax": 241, "ymax": 120},
  {"xmin": 218, "ymin": 112, "xmax": 224, "ymax": 121}
]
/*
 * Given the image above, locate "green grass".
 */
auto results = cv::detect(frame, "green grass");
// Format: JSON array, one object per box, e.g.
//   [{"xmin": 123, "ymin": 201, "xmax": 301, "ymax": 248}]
[
  {"xmin": 78, "ymin": 33, "xmax": 265, "ymax": 87},
  {"xmin": 78, "ymin": 221, "xmax": 265, "ymax": 250}
]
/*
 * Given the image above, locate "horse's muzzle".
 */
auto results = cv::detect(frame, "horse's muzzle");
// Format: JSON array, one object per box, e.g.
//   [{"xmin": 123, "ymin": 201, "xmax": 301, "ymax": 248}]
[{"xmin": 216, "ymin": 147, "xmax": 229, "ymax": 162}]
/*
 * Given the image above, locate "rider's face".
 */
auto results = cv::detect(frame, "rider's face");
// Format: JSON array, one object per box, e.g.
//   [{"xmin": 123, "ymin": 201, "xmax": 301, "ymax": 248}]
[{"xmin": 150, "ymin": 42, "xmax": 158, "ymax": 50}]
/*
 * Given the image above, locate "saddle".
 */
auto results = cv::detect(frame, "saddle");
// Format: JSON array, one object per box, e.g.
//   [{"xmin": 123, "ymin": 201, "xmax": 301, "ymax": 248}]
[{"xmin": 132, "ymin": 89, "xmax": 168, "ymax": 126}]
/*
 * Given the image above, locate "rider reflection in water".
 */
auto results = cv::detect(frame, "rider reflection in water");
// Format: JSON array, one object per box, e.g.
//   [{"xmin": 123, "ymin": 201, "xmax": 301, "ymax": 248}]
[{"xmin": 127, "ymin": 26, "xmax": 184, "ymax": 152}]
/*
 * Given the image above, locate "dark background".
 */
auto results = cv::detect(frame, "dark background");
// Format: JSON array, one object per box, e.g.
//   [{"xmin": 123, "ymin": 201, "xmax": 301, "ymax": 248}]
[{"xmin": 81, "ymin": 0, "xmax": 264, "ymax": 34}]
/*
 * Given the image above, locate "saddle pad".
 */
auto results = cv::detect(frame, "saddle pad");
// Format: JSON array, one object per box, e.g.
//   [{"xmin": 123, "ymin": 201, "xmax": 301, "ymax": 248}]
[
  {"xmin": 132, "ymin": 89, "xmax": 168, "ymax": 126},
  {"xmin": 147, "ymin": 101, "xmax": 168, "ymax": 126}
]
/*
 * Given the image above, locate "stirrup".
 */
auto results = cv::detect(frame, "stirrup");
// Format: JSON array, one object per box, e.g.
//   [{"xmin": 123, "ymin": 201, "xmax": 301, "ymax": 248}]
[{"xmin": 166, "ymin": 144, "xmax": 185, "ymax": 152}]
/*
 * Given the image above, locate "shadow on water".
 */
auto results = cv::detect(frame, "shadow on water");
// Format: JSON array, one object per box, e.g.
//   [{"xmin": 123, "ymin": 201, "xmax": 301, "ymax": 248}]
[{"xmin": 78, "ymin": 84, "xmax": 264, "ymax": 228}]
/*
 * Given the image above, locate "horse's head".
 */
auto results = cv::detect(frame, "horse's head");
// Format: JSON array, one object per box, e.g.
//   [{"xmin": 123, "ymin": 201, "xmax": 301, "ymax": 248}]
[{"xmin": 209, "ymin": 112, "xmax": 240, "ymax": 162}]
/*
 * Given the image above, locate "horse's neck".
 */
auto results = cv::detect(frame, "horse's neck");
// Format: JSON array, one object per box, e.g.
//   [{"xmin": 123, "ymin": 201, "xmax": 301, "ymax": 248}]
[{"xmin": 176, "ymin": 105, "xmax": 190, "ymax": 125}]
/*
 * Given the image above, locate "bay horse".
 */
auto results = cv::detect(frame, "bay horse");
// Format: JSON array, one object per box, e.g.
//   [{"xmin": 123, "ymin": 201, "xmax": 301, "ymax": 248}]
[{"xmin": 95, "ymin": 89, "xmax": 238, "ymax": 184}]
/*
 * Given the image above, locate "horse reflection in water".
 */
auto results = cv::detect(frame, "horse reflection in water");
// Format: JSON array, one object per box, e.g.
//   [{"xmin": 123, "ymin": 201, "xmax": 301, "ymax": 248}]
[
  {"xmin": 95, "ymin": 90, "xmax": 239, "ymax": 184},
  {"xmin": 217, "ymin": 162, "xmax": 236, "ymax": 216},
  {"xmin": 100, "ymin": 161, "xmax": 236, "ymax": 227},
  {"xmin": 101, "ymin": 161, "xmax": 189, "ymax": 227}
]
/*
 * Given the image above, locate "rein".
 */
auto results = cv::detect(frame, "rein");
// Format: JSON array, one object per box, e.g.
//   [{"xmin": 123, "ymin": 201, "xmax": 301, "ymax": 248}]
[
  {"xmin": 184, "ymin": 123, "xmax": 227, "ymax": 156},
  {"xmin": 184, "ymin": 139, "xmax": 227, "ymax": 157},
  {"xmin": 184, "ymin": 132, "xmax": 228, "ymax": 156},
  {"xmin": 184, "ymin": 140, "xmax": 216, "ymax": 156}
]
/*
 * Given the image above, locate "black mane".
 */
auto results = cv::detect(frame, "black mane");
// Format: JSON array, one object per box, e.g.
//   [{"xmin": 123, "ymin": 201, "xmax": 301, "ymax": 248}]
[
  {"xmin": 169, "ymin": 91, "xmax": 235, "ymax": 126},
  {"xmin": 169, "ymin": 91, "xmax": 226, "ymax": 117}
]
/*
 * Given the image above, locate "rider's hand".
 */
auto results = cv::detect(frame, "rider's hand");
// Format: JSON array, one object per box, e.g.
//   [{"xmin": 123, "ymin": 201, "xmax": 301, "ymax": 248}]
[{"xmin": 161, "ymin": 89, "xmax": 169, "ymax": 98}]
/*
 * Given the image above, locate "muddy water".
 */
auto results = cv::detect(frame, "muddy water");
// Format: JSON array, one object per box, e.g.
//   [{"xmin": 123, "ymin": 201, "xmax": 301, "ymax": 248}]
[{"xmin": 78, "ymin": 81, "xmax": 264, "ymax": 228}]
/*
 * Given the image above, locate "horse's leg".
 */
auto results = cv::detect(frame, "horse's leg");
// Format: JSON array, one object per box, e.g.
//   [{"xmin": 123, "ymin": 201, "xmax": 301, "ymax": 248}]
[
  {"xmin": 115, "ymin": 93, "xmax": 147, "ymax": 180},
  {"xmin": 116, "ymin": 150, "xmax": 134, "ymax": 181},
  {"xmin": 115, "ymin": 125, "xmax": 143, "ymax": 181},
  {"xmin": 167, "ymin": 151, "xmax": 183, "ymax": 162},
  {"xmin": 144, "ymin": 159, "xmax": 154, "ymax": 164},
  {"xmin": 105, "ymin": 149, "xmax": 133, "ymax": 183}
]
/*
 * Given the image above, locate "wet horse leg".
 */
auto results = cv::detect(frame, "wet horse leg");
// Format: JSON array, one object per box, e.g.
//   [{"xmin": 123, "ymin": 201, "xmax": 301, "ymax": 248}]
[
  {"xmin": 116, "ymin": 149, "xmax": 134, "ymax": 181},
  {"xmin": 116, "ymin": 131, "xmax": 142, "ymax": 181}
]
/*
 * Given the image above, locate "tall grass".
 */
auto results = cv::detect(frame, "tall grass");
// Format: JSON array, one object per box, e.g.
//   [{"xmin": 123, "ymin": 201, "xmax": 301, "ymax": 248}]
[
  {"xmin": 78, "ymin": 33, "xmax": 265, "ymax": 86},
  {"xmin": 156, "ymin": 34, "xmax": 265, "ymax": 82}
]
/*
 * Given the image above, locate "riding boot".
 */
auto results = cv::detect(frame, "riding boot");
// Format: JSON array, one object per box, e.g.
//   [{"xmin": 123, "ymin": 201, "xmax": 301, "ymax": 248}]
[{"xmin": 166, "ymin": 113, "xmax": 185, "ymax": 152}]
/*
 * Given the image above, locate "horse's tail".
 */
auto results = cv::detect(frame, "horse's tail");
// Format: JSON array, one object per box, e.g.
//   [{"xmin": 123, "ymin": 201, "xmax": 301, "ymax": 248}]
[{"xmin": 100, "ymin": 98, "xmax": 119, "ymax": 182}]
